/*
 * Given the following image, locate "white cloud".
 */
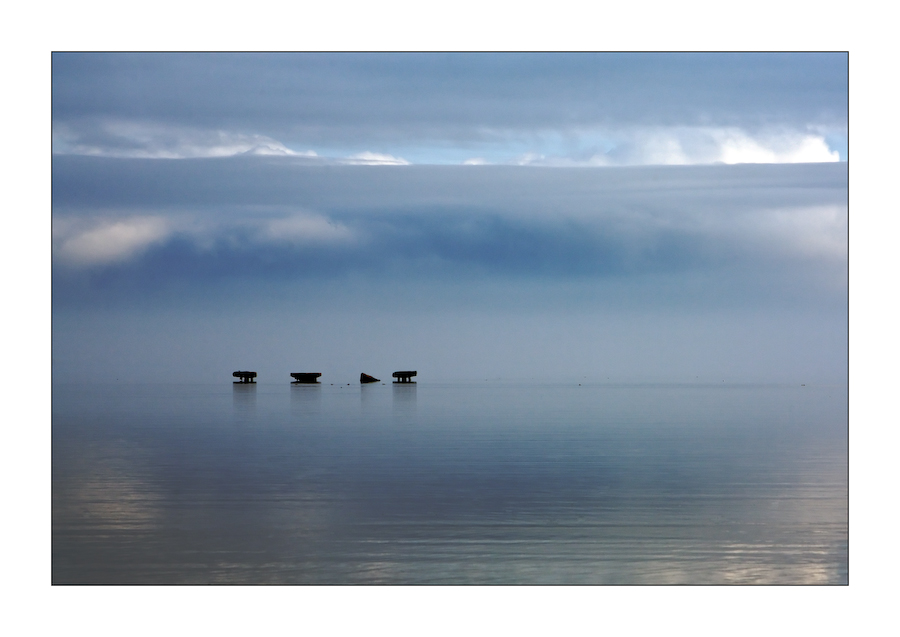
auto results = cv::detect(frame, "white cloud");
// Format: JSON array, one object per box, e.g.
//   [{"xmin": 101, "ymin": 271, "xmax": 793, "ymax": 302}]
[
  {"xmin": 340, "ymin": 152, "xmax": 410, "ymax": 165},
  {"xmin": 53, "ymin": 216, "xmax": 171, "ymax": 266},
  {"xmin": 52, "ymin": 121, "xmax": 317, "ymax": 159},
  {"xmin": 52, "ymin": 118, "xmax": 842, "ymax": 169},
  {"xmin": 257, "ymin": 213, "xmax": 355, "ymax": 245},
  {"xmin": 713, "ymin": 130, "xmax": 840, "ymax": 164},
  {"xmin": 53, "ymin": 211, "xmax": 360, "ymax": 270},
  {"xmin": 505, "ymin": 127, "xmax": 841, "ymax": 167},
  {"xmin": 621, "ymin": 128, "xmax": 840, "ymax": 166}
]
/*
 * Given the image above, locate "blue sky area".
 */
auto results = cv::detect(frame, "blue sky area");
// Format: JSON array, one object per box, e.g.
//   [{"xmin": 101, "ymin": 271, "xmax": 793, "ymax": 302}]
[{"xmin": 52, "ymin": 53, "xmax": 848, "ymax": 384}]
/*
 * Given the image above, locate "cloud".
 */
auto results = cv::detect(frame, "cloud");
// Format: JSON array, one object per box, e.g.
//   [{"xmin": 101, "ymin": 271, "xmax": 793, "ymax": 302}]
[
  {"xmin": 53, "ymin": 216, "xmax": 171, "ymax": 266},
  {"xmin": 752, "ymin": 205, "xmax": 848, "ymax": 261},
  {"xmin": 52, "ymin": 53, "xmax": 847, "ymax": 145},
  {"xmin": 511, "ymin": 152, "xmax": 546, "ymax": 166},
  {"xmin": 52, "ymin": 121, "xmax": 317, "ymax": 159},
  {"xmin": 257, "ymin": 213, "xmax": 356, "ymax": 245},
  {"xmin": 53, "ymin": 122, "xmax": 840, "ymax": 167},
  {"xmin": 713, "ymin": 130, "xmax": 840, "ymax": 164},
  {"xmin": 52, "ymin": 210, "xmax": 360, "ymax": 277},
  {"xmin": 51, "ymin": 158, "xmax": 847, "ymax": 316},
  {"xmin": 51, "ymin": 54, "xmax": 847, "ymax": 166},
  {"xmin": 339, "ymin": 152, "xmax": 409, "ymax": 165},
  {"xmin": 518, "ymin": 127, "xmax": 842, "ymax": 167}
]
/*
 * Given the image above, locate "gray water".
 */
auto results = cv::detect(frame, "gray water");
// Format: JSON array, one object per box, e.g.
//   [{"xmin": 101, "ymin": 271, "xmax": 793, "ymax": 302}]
[{"xmin": 52, "ymin": 381, "xmax": 847, "ymax": 584}]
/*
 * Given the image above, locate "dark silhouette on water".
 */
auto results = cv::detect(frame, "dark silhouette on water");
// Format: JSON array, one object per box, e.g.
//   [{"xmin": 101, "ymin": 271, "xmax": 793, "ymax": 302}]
[
  {"xmin": 291, "ymin": 373, "xmax": 322, "ymax": 383},
  {"xmin": 360, "ymin": 373, "xmax": 380, "ymax": 383},
  {"xmin": 392, "ymin": 371, "xmax": 417, "ymax": 383},
  {"xmin": 233, "ymin": 371, "xmax": 257, "ymax": 383}
]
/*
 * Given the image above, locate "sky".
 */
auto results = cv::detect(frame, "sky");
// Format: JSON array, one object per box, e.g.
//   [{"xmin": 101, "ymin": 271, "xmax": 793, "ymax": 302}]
[{"xmin": 51, "ymin": 53, "xmax": 848, "ymax": 384}]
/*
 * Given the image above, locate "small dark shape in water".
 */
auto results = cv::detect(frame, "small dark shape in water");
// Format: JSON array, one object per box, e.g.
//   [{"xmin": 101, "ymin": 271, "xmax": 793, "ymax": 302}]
[
  {"xmin": 392, "ymin": 371, "xmax": 417, "ymax": 383},
  {"xmin": 233, "ymin": 371, "xmax": 257, "ymax": 383},
  {"xmin": 360, "ymin": 373, "xmax": 380, "ymax": 383},
  {"xmin": 291, "ymin": 372, "xmax": 321, "ymax": 383}
]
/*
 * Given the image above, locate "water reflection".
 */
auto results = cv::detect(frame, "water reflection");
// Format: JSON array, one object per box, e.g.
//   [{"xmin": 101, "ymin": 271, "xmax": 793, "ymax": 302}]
[
  {"xmin": 232, "ymin": 382, "xmax": 256, "ymax": 419},
  {"xmin": 53, "ymin": 382, "xmax": 848, "ymax": 584},
  {"xmin": 360, "ymin": 382, "xmax": 379, "ymax": 408},
  {"xmin": 392, "ymin": 382, "xmax": 417, "ymax": 423},
  {"xmin": 291, "ymin": 383, "xmax": 321, "ymax": 419}
]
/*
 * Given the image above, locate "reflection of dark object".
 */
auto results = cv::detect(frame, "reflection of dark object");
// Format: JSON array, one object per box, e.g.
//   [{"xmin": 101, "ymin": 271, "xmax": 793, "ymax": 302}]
[
  {"xmin": 360, "ymin": 373, "xmax": 380, "ymax": 383},
  {"xmin": 392, "ymin": 371, "xmax": 417, "ymax": 383},
  {"xmin": 291, "ymin": 373, "xmax": 322, "ymax": 383},
  {"xmin": 233, "ymin": 371, "xmax": 257, "ymax": 383}
]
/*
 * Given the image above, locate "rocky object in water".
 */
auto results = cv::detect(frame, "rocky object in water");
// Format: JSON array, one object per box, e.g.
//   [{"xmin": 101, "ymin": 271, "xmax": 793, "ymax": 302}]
[
  {"xmin": 392, "ymin": 371, "xmax": 417, "ymax": 383},
  {"xmin": 360, "ymin": 373, "xmax": 380, "ymax": 383},
  {"xmin": 291, "ymin": 372, "xmax": 322, "ymax": 383},
  {"xmin": 233, "ymin": 371, "xmax": 257, "ymax": 383}
]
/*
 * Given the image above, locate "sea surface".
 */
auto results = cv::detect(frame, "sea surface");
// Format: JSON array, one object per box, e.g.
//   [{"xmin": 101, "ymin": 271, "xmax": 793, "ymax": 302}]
[{"xmin": 52, "ymin": 380, "xmax": 847, "ymax": 585}]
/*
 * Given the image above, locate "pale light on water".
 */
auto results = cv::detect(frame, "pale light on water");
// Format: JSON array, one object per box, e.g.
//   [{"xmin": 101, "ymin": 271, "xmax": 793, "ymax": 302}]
[{"xmin": 52, "ymin": 381, "xmax": 847, "ymax": 584}]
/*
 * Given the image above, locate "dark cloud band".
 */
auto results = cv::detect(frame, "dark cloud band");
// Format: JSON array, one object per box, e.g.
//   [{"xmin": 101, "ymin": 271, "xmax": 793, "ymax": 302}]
[{"xmin": 52, "ymin": 158, "xmax": 847, "ymax": 311}]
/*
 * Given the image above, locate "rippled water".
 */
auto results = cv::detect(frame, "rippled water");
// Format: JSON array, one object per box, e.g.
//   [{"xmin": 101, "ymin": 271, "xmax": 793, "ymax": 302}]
[{"xmin": 52, "ymin": 381, "xmax": 847, "ymax": 584}]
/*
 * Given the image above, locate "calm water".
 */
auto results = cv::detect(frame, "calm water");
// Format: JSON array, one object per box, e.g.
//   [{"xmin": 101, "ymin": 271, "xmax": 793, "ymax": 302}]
[{"xmin": 52, "ymin": 381, "xmax": 847, "ymax": 584}]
